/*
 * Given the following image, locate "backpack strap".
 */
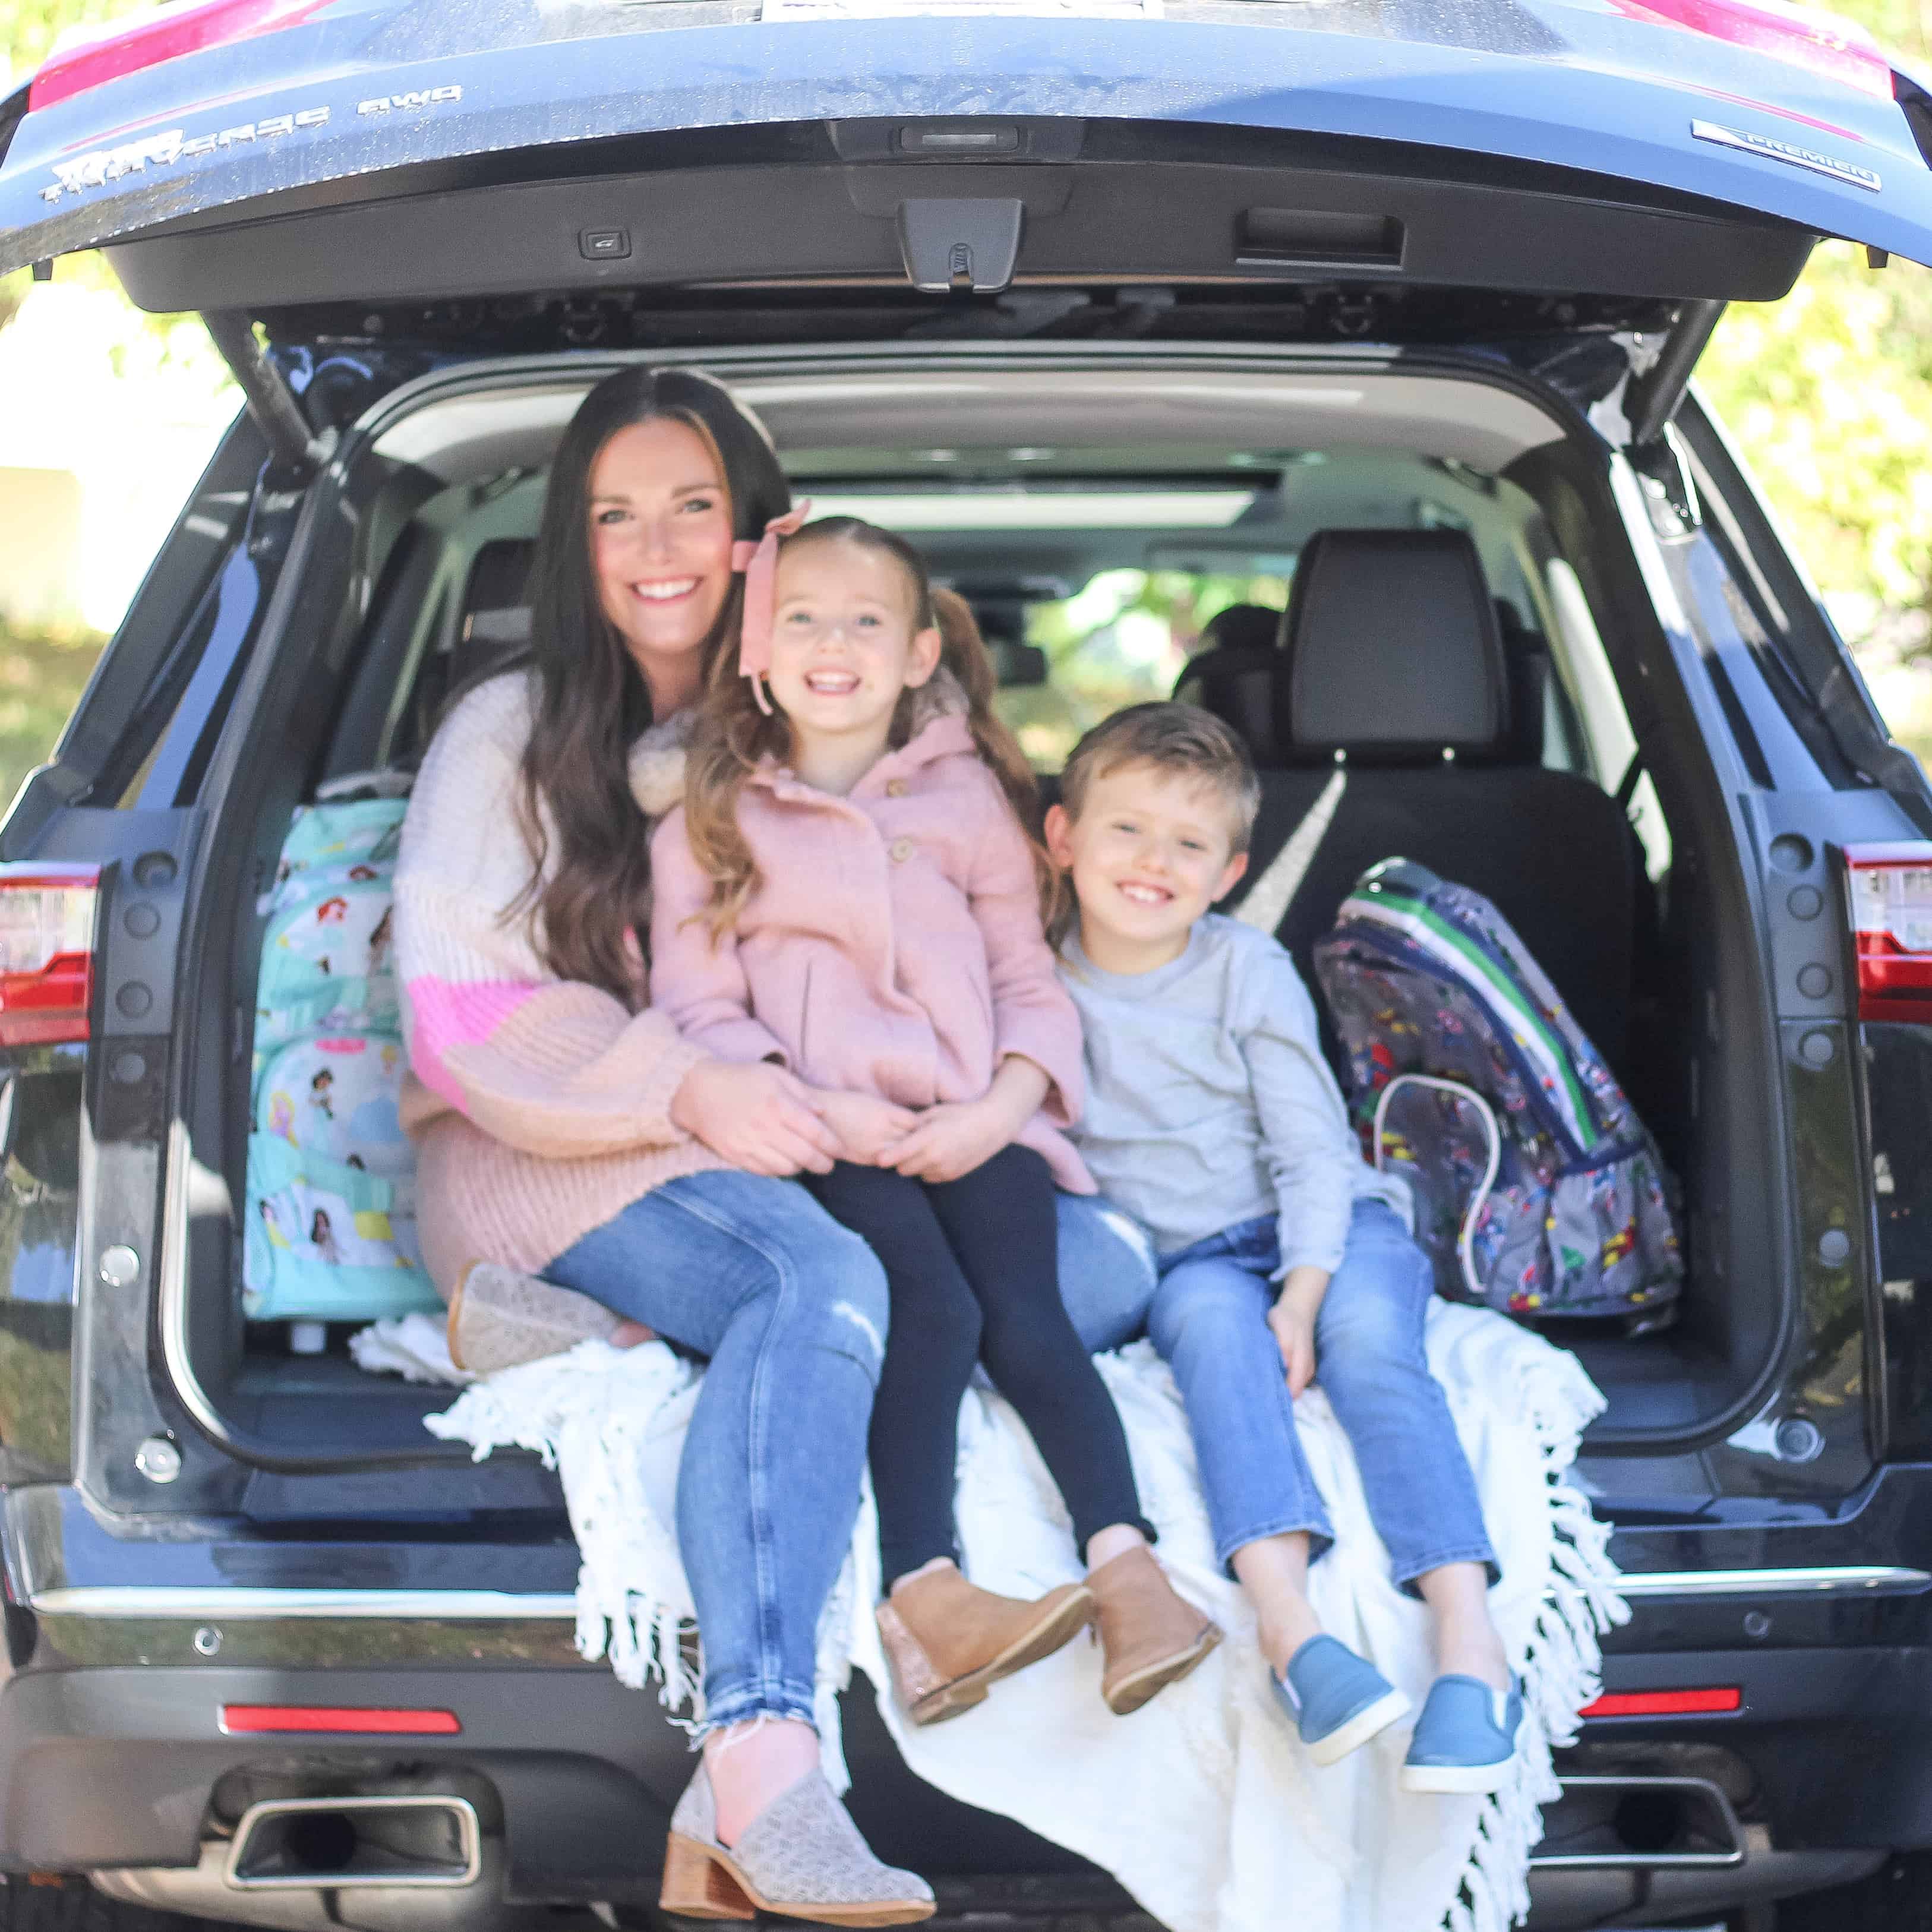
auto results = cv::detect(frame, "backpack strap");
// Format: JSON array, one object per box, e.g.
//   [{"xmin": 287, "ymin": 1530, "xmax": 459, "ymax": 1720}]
[{"xmin": 1372, "ymin": 1073, "xmax": 1500, "ymax": 1302}]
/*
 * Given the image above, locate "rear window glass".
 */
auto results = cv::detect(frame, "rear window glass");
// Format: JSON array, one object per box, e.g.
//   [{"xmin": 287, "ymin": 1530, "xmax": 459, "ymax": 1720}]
[
  {"xmin": 361, "ymin": 458, "xmax": 1611, "ymax": 798},
  {"xmin": 997, "ymin": 568, "xmax": 1290, "ymax": 769}
]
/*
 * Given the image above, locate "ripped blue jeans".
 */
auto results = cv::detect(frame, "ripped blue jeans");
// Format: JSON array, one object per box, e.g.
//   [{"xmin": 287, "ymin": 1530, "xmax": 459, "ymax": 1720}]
[
  {"xmin": 545, "ymin": 1176, "xmax": 1167, "ymax": 1734},
  {"xmin": 544, "ymin": 1170, "xmax": 889, "ymax": 1735}
]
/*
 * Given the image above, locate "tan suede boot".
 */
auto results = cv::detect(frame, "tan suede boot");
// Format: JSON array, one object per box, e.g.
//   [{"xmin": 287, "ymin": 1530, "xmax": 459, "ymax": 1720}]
[
  {"xmin": 875, "ymin": 1561, "xmax": 1094, "ymax": 1725},
  {"xmin": 1088, "ymin": 1543, "xmax": 1221, "ymax": 1716}
]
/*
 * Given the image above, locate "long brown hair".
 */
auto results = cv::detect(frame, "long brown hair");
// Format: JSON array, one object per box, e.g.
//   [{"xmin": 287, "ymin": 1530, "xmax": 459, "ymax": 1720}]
[
  {"xmin": 681, "ymin": 517, "xmax": 1057, "ymax": 937},
  {"xmin": 512, "ymin": 366, "xmax": 790, "ymax": 998}
]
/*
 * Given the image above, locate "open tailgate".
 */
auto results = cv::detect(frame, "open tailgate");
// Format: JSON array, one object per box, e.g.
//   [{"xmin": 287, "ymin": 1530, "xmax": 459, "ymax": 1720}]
[{"xmin": 4, "ymin": 0, "xmax": 1931, "ymax": 307}]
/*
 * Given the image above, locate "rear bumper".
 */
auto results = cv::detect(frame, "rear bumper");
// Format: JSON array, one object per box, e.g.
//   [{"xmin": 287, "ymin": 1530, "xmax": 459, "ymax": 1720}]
[
  {"xmin": 1580, "ymin": 1643, "xmax": 1932, "ymax": 1847},
  {"xmin": 0, "ymin": 1665, "xmax": 686, "ymax": 1898},
  {"xmin": 0, "ymin": 1644, "xmax": 1921, "ymax": 1926}
]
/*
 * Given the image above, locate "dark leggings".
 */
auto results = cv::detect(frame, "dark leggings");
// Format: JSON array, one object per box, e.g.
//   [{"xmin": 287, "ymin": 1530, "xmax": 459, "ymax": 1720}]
[{"xmin": 807, "ymin": 1144, "xmax": 1152, "ymax": 1587}]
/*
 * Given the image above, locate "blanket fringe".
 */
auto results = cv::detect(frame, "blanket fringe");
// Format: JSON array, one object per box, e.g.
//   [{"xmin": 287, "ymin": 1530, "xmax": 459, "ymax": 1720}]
[
  {"xmin": 411, "ymin": 1315, "xmax": 1628, "ymax": 1928},
  {"xmin": 581, "ymin": 1590, "xmax": 703, "ymax": 1723},
  {"xmin": 427, "ymin": 1339, "xmax": 707, "ymax": 1726},
  {"xmin": 1444, "ymin": 1341, "xmax": 1630, "ymax": 1931},
  {"xmin": 425, "ymin": 1336, "xmax": 862, "ymax": 1791}
]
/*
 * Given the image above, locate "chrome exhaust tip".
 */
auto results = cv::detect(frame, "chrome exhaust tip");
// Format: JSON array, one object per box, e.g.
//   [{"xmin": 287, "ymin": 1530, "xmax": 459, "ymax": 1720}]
[
  {"xmin": 225, "ymin": 1795, "xmax": 482, "ymax": 1890},
  {"xmin": 1532, "ymin": 1775, "xmax": 1746, "ymax": 1868}
]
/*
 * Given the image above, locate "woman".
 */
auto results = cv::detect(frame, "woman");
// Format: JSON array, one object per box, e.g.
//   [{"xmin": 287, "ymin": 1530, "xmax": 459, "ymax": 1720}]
[{"xmin": 392, "ymin": 366, "xmax": 932, "ymax": 1925}]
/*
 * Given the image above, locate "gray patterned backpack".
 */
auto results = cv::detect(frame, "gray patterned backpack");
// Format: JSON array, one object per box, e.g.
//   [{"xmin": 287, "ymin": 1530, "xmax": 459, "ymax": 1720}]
[{"xmin": 1312, "ymin": 858, "xmax": 1682, "ymax": 1329}]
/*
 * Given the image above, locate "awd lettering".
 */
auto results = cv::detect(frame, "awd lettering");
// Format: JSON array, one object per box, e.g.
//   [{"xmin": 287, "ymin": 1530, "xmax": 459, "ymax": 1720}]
[{"xmin": 358, "ymin": 85, "xmax": 463, "ymax": 115}]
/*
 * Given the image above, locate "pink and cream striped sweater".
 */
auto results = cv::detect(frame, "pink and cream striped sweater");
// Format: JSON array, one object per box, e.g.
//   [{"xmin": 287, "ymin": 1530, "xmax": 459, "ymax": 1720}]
[{"xmin": 393, "ymin": 671, "xmax": 724, "ymax": 1292}]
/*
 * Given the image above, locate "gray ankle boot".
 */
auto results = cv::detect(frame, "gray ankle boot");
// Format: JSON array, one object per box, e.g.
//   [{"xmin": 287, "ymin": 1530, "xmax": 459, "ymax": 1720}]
[
  {"xmin": 446, "ymin": 1261, "xmax": 623, "ymax": 1375},
  {"xmin": 660, "ymin": 1759, "xmax": 935, "ymax": 1925}
]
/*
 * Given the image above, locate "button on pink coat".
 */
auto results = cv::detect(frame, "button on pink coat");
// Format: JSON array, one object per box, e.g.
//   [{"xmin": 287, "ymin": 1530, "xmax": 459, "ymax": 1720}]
[{"xmin": 649, "ymin": 712, "xmax": 1094, "ymax": 1193}]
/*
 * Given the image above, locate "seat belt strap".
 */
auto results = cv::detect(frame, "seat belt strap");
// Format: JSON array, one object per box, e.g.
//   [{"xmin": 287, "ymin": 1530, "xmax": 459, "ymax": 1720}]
[
  {"xmin": 1231, "ymin": 767, "xmax": 1346, "ymax": 935},
  {"xmin": 1614, "ymin": 750, "xmax": 1645, "ymax": 812}
]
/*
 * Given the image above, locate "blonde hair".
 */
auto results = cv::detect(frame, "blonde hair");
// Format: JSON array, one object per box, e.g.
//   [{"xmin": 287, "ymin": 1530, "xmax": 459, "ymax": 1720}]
[
  {"xmin": 1057, "ymin": 701, "xmax": 1262, "ymax": 855},
  {"xmin": 681, "ymin": 518, "xmax": 1058, "ymax": 936}
]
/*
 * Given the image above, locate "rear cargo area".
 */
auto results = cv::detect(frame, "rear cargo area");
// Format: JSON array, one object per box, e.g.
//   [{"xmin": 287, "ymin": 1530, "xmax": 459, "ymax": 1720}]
[{"xmin": 170, "ymin": 346, "xmax": 1787, "ymax": 1485}]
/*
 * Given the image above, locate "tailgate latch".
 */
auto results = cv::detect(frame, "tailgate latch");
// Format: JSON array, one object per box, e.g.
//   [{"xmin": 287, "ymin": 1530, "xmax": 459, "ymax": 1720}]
[{"xmin": 897, "ymin": 199, "xmax": 1024, "ymax": 293}]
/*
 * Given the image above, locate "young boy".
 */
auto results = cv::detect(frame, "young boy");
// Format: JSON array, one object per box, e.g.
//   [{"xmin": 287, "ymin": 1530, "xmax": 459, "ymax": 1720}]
[{"xmin": 1045, "ymin": 701, "xmax": 1520, "ymax": 1793}]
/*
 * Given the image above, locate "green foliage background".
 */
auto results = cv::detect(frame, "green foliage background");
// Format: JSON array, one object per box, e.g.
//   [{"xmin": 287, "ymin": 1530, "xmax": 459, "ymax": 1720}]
[
  {"xmin": 1701, "ymin": 245, "xmax": 1932, "ymax": 645},
  {"xmin": 0, "ymin": 1, "xmax": 140, "ymax": 329},
  {"xmin": 0, "ymin": 0, "xmax": 126, "ymax": 74},
  {"xmin": 1650, "ymin": 0, "xmax": 1932, "ymax": 668},
  {"xmin": 2, "ymin": 0, "xmax": 1931, "ymax": 793}
]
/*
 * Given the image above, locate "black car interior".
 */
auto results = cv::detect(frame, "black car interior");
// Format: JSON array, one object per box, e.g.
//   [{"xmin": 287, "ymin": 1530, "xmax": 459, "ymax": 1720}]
[
  {"xmin": 1180, "ymin": 529, "xmax": 1650, "ymax": 1082},
  {"xmin": 176, "ymin": 364, "xmax": 1776, "ymax": 1487}
]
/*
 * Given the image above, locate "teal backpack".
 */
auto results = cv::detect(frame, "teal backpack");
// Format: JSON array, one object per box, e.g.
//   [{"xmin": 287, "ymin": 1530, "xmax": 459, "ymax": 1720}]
[{"xmin": 244, "ymin": 788, "xmax": 441, "ymax": 1328}]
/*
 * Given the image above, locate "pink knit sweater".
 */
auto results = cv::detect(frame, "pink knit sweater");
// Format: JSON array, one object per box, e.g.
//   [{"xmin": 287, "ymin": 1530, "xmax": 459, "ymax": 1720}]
[
  {"xmin": 393, "ymin": 672, "xmax": 724, "ymax": 1292},
  {"xmin": 649, "ymin": 713, "xmax": 1093, "ymax": 1194}
]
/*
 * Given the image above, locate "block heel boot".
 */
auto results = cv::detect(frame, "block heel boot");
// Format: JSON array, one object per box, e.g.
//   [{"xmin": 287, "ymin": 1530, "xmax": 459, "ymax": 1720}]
[
  {"xmin": 447, "ymin": 1260, "xmax": 628, "ymax": 1374},
  {"xmin": 659, "ymin": 1760, "xmax": 935, "ymax": 1926}
]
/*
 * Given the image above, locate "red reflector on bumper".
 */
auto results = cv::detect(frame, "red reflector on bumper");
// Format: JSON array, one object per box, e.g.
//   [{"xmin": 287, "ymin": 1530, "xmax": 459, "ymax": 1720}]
[
  {"xmin": 1581, "ymin": 1687, "xmax": 1742, "ymax": 1718},
  {"xmin": 220, "ymin": 1706, "xmax": 461, "ymax": 1736}
]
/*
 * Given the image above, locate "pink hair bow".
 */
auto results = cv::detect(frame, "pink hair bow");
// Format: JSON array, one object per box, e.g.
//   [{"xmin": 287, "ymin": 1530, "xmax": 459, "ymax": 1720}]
[{"xmin": 733, "ymin": 500, "xmax": 811, "ymax": 715}]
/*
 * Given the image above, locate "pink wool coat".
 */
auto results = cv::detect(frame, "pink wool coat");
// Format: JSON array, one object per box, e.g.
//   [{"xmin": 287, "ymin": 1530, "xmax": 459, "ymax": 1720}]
[{"xmin": 649, "ymin": 713, "xmax": 1094, "ymax": 1193}]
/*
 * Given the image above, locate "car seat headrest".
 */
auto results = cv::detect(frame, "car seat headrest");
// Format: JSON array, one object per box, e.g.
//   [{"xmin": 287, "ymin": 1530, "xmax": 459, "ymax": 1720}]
[
  {"xmin": 1172, "ymin": 602, "xmax": 1284, "ymax": 763},
  {"xmin": 1277, "ymin": 530, "xmax": 1511, "ymax": 764},
  {"xmin": 460, "ymin": 539, "xmax": 537, "ymax": 654},
  {"xmin": 1199, "ymin": 602, "xmax": 1284, "ymax": 657}
]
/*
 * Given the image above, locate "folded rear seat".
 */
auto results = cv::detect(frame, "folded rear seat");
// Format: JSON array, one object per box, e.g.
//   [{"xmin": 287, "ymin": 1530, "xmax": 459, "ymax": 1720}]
[{"xmin": 1204, "ymin": 529, "xmax": 1645, "ymax": 1081}]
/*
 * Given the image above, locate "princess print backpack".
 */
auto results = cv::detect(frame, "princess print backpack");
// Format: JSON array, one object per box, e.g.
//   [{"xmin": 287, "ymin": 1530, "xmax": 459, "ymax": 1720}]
[
  {"xmin": 253, "ymin": 795, "xmax": 405, "ymax": 1065},
  {"xmin": 1313, "ymin": 858, "xmax": 1682, "ymax": 1328},
  {"xmin": 244, "ymin": 788, "xmax": 440, "ymax": 1327}
]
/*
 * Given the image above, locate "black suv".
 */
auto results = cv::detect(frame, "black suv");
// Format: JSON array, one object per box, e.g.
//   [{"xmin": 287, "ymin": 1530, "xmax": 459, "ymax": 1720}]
[{"xmin": 2, "ymin": 2, "xmax": 1932, "ymax": 1926}]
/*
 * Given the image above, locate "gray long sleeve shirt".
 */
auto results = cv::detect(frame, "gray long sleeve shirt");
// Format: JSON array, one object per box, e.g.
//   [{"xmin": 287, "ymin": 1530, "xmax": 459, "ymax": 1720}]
[{"xmin": 1057, "ymin": 914, "xmax": 1411, "ymax": 1276}]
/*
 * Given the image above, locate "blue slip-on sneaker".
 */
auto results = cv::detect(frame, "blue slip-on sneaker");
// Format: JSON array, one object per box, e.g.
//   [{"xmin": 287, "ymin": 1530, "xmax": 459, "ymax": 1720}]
[
  {"xmin": 1274, "ymin": 1635, "xmax": 1412, "ymax": 1767},
  {"xmin": 1399, "ymin": 1674, "xmax": 1525, "ymax": 1794}
]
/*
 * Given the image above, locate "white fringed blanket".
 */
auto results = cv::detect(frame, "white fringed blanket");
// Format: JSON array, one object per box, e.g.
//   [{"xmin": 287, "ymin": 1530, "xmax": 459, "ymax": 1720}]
[{"xmin": 359, "ymin": 1302, "xmax": 1627, "ymax": 1932}]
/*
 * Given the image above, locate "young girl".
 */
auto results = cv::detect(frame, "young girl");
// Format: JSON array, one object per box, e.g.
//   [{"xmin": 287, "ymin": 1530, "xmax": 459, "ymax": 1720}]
[{"xmin": 649, "ymin": 515, "xmax": 1220, "ymax": 1725}]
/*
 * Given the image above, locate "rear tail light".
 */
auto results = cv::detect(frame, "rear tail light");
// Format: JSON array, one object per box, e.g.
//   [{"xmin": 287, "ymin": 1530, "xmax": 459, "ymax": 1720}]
[
  {"xmin": 28, "ymin": 0, "xmax": 328, "ymax": 113},
  {"xmin": 1844, "ymin": 842, "xmax": 1932, "ymax": 1022},
  {"xmin": 0, "ymin": 865, "xmax": 98, "ymax": 1049},
  {"xmin": 1610, "ymin": 0, "xmax": 1895, "ymax": 99}
]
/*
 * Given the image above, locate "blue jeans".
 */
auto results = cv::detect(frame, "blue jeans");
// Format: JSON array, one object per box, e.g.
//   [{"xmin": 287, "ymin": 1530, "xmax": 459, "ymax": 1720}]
[
  {"xmin": 1132, "ymin": 1199, "xmax": 1494, "ymax": 1592},
  {"xmin": 1057, "ymin": 1192, "xmax": 1160, "ymax": 1347},
  {"xmin": 545, "ymin": 1170, "xmax": 889, "ymax": 1734},
  {"xmin": 541, "ymin": 1177, "xmax": 1147, "ymax": 1733}
]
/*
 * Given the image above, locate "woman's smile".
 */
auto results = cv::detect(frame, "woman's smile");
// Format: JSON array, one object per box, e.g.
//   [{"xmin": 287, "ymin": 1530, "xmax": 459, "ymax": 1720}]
[{"xmin": 630, "ymin": 575, "xmax": 703, "ymax": 604}]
